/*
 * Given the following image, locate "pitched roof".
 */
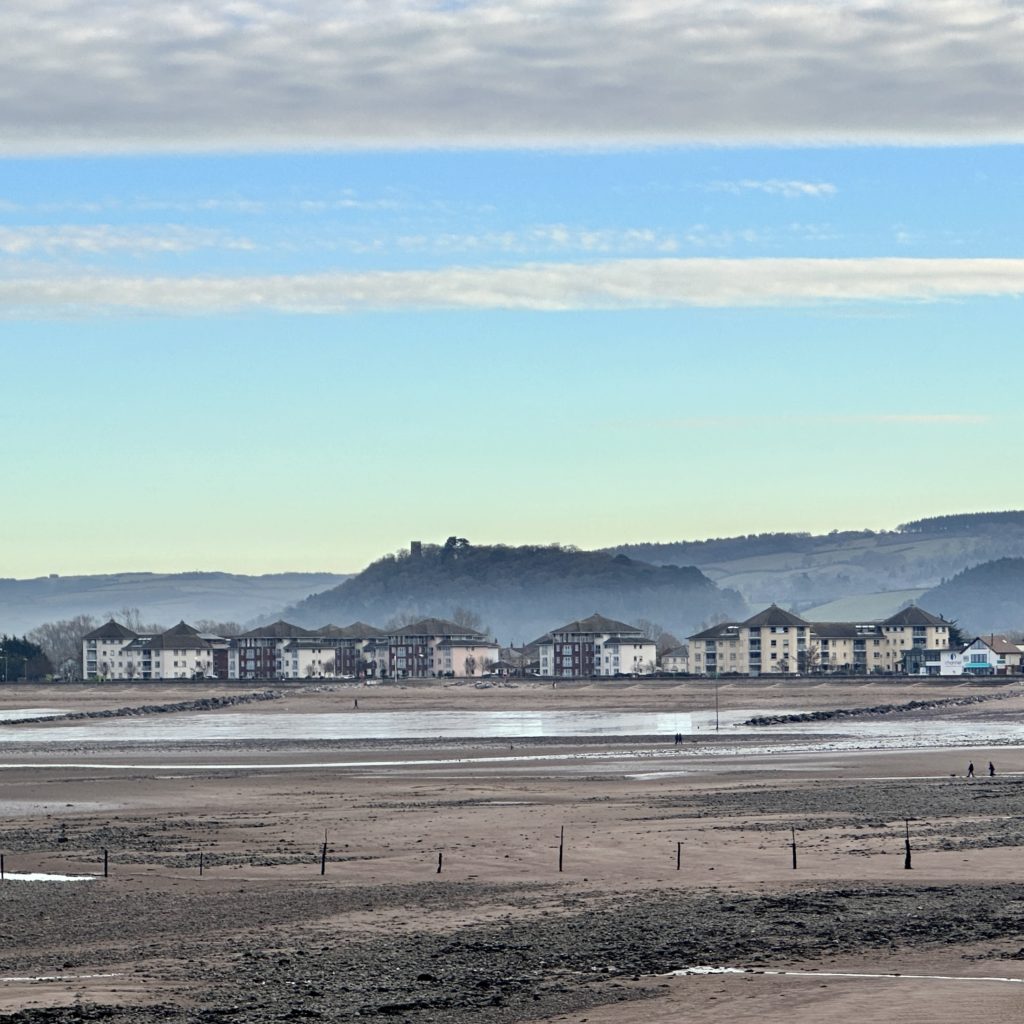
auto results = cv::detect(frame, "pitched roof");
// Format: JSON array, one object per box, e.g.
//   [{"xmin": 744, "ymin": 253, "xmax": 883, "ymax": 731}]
[
  {"xmin": 550, "ymin": 612, "xmax": 644, "ymax": 636},
  {"xmin": 882, "ymin": 606, "xmax": 950, "ymax": 627},
  {"xmin": 82, "ymin": 619, "xmax": 138, "ymax": 641},
  {"xmin": 602, "ymin": 634, "xmax": 656, "ymax": 646},
  {"xmin": 162, "ymin": 620, "xmax": 203, "ymax": 640},
  {"xmin": 662, "ymin": 645, "xmax": 689, "ymax": 659},
  {"xmin": 239, "ymin": 620, "xmax": 311, "ymax": 639},
  {"xmin": 391, "ymin": 617, "xmax": 484, "ymax": 638},
  {"xmin": 123, "ymin": 625, "xmax": 213, "ymax": 651},
  {"xmin": 742, "ymin": 604, "xmax": 810, "ymax": 628},
  {"xmin": 968, "ymin": 635, "xmax": 1022, "ymax": 655},
  {"xmin": 437, "ymin": 638, "xmax": 500, "ymax": 648},
  {"xmin": 316, "ymin": 622, "xmax": 385, "ymax": 639}
]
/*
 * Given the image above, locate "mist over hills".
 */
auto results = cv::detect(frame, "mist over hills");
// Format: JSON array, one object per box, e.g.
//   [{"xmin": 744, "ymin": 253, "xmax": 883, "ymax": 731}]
[
  {"xmin": 7, "ymin": 511, "xmax": 1023, "ymax": 644},
  {"xmin": 0, "ymin": 572, "xmax": 349, "ymax": 636},
  {"xmin": 283, "ymin": 540, "xmax": 746, "ymax": 643},
  {"xmin": 608, "ymin": 511, "xmax": 1024, "ymax": 619},
  {"xmin": 920, "ymin": 558, "xmax": 1024, "ymax": 635}
]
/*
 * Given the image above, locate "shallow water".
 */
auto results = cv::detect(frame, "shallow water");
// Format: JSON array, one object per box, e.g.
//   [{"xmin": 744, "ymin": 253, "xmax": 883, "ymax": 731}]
[
  {"xmin": 0, "ymin": 709, "xmax": 695, "ymax": 742},
  {"xmin": 0, "ymin": 709, "xmax": 66, "ymax": 722},
  {"xmin": 0, "ymin": 872, "xmax": 95, "ymax": 882},
  {"xmin": 1, "ymin": 706, "xmax": 1021, "ymax": 757}
]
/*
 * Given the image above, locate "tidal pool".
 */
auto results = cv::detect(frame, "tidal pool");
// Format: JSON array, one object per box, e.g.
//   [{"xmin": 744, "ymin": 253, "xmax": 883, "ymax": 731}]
[{"xmin": 0, "ymin": 709, "xmax": 693, "ymax": 742}]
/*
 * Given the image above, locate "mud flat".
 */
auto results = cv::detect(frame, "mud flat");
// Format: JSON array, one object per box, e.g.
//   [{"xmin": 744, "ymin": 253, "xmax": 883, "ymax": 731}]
[{"xmin": 1, "ymin": 678, "xmax": 1024, "ymax": 1023}]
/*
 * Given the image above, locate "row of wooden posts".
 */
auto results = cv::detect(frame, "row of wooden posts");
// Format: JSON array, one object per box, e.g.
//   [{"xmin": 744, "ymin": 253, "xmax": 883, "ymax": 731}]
[{"xmin": 0, "ymin": 820, "xmax": 919, "ymax": 879}]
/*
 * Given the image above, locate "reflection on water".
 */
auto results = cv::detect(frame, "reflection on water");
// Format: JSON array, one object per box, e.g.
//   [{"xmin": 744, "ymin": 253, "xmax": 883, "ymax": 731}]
[
  {"xmin": 1, "ymin": 707, "xmax": 1022, "ymax": 756},
  {"xmin": 1, "ymin": 872, "xmax": 95, "ymax": 882},
  {"xmin": 0, "ymin": 709, "xmax": 694, "ymax": 742}
]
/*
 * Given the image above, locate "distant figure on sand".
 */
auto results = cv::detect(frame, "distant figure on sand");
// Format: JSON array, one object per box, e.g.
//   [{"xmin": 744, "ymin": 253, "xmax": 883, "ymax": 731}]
[
  {"xmin": 354, "ymin": 698, "xmax": 358, "ymax": 709},
  {"xmin": 989, "ymin": 761, "xmax": 996, "ymax": 777},
  {"xmin": 967, "ymin": 761, "xmax": 975, "ymax": 778}
]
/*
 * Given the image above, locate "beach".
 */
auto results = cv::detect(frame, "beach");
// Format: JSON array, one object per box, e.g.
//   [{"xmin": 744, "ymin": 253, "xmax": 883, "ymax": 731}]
[{"xmin": 1, "ymin": 678, "xmax": 1024, "ymax": 1022}]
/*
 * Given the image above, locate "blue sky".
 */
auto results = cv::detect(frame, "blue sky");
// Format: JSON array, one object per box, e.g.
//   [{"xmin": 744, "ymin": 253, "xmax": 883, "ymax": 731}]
[{"xmin": 2, "ymin": 1, "xmax": 1023, "ymax": 576}]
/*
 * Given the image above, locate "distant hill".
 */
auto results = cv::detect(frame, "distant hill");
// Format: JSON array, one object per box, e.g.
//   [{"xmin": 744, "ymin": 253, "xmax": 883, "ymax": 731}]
[
  {"xmin": 609, "ymin": 511, "xmax": 1024, "ymax": 612},
  {"xmin": 282, "ymin": 540, "xmax": 746, "ymax": 643},
  {"xmin": 801, "ymin": 589, "xmax": 929, "ymax": 622},
  {"xmin": 920, "ymin": 558, "xmax": 1024, "ymax": 634},
  {"xmin": 0, "ymin": 572, "xmax": 349, "ymax": 635}
]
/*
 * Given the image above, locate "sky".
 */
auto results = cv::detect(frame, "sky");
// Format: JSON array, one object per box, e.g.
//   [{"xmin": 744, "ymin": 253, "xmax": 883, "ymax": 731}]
[{"xmin": 3, "ymin": 0, "xmax": 1024, "ymax": 577}]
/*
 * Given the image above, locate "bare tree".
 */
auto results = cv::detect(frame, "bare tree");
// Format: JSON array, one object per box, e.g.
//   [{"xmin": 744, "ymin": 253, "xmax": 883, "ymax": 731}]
[
  {"xmin": 28, "ymin": 615, "xmax": 98, "ymax": 674},
  {"xmin": 798, "ymin": 643, "xmax": 821, "ymax": 674},
  {"xmin": 124, "ymin": 660, "xmax": 138, "ymax": 680},
  {"xmin": 194, "ymin": 620, "xmax": 243, "ymax": 637},
  {"xmin": 464, "ymin": 655, "xmax": 477, "ymax": 677},
  {"xmin": 451, "ymin": 607, "xmax": 484, "ymax": 632},
  {"xmin": 322, "ymin": 657, "xmax": 337, "ymax": 678},
  {"xmin": 636, "ymin": 619, "xmax": 665, "ymax": 642},
  {"xmin": 656, "ymin": 631, "xmax": 682, "ymax": 658},
  {"xmin": 105, "ymin": 607, "xmax": 164, "ymax": 633}
]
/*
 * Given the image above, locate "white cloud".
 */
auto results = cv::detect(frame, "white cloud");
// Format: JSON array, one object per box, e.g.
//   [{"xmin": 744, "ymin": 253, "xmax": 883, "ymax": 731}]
[
  {"xmin": 2, "ymin": 257, "xmax": 1024, "ymax": 315},
  {"xmin": 394, "ymin": 224, "xmax": 680, "ymax": 254},
  {"xmin": 712, "ymin": 180, "xmax": 839, "ymax": 199},
  {"xmin": 2, "ymin": 1, "xmax": 1024, "ymax": 152},
  {"xmin": 0, "ymin": 225, "xmax": 256, "ymax": 256}
]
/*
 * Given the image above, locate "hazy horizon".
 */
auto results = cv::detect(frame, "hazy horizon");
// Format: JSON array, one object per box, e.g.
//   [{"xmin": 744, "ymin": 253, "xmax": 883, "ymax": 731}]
[{"xmin": 5, "ymin": 507, "xmax": 1022, "ymax": 579}]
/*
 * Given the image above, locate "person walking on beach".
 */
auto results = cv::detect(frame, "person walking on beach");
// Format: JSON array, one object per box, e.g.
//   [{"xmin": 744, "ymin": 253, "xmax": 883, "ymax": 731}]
[
  {"xmin": 989, "ymin": 761, "xmax": 996, "ymax": 777},
  {"xmin": 967, "ymin": 761, "xmax": 975, "ymax": 778}
]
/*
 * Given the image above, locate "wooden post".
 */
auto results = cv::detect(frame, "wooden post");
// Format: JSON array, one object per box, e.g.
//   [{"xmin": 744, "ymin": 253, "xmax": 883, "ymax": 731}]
[
  {"xmin": 199, "ymin": 848, "xmax": 204, "ymax": 877},
  {"xmin": 103, "ymin": 848, "xmax": 108, "ymax": 879},
  {"xmin": 1, "ymin": 853, "xmax": 4, "ymax": 880},
  {"xmin": 558, "ymin": 825, "xmax": 564, "ymax": 873},
  {"xmin": 320, "ymin": 831, "xmax": 328, "ymax": 876},
  {"xmin": 791, "ymin": 827, "xmax": 797, "ymax": 870},
  {"xmin": 436, "ymin": 851, "xmax": 443, "ymax": 874},
  {"xmin": 676, "ymin": 841, "xmax": 682, "ymax": 871},
  {"xmin": 904, "ymin": 819, "xmax": 912, "ymax": 870}
]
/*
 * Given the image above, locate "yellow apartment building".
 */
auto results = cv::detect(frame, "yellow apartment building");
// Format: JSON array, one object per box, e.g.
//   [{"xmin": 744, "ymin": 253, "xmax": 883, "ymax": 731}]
[{"xmin": 689, "ymin": 604, "xmax": 952, "ymax": 676}]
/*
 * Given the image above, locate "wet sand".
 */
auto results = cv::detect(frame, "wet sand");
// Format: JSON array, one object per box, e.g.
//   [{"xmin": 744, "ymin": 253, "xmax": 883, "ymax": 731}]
[{"xmin": 1, "ymin": 678, "xmax": 1024, "ymax": 1022}]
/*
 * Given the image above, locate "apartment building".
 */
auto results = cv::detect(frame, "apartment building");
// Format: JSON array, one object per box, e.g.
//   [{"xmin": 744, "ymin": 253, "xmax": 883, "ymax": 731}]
[
  {"xmin": 119, "ymin": 621, "xmax": 223, "ymax": 680},
  {"xmin": 230, "ymin": 621, "xmax": 309, "ymax": 680},
  {"xmin": 661, "ymin": 645, "xmax": 689, "ymax": 673},
  {"xmin": 537, "ymin": 613, "xmax": 657, "ymax": 678},
  {"xmin": 387, "ymin": 618, "xmax": 499, "ymax": 678},
  {"xmin": 82, "ymin": 619, "xmax": 140, "ymax": 679},
  {"xmin": 689, "ymin": 604, "xmax": 954, "ymax": 676}
]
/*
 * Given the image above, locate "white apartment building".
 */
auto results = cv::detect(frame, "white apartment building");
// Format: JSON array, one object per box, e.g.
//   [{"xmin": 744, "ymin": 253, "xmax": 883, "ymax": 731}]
[
  {"xmin": 82, "ymin": 620, "xmax": 140, "ymax": 679},
  {"xmin": 118, "ymin": 621, "xmax": 221, "ymax": 680},
  {"xmin": 661, "ymin": 645, "xmax": 689, "ymax": 673}
]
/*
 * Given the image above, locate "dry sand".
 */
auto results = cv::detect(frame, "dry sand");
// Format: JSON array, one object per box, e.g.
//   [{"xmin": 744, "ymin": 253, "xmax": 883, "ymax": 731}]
[{"xmin": 1, "ymin": 678, "xmax": 1024, "ymax": 1022}]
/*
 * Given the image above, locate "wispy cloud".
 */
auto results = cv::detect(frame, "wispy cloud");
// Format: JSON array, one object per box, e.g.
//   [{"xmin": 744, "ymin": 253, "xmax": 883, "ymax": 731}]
[
  {"xmin": 2, "ymin": 257, "xmax": 1024, "ymax": 316},
  {"xmin": 394, "ymin": 224, "xmax": 680, "ymax": 255},
  {"xmin": 2, "ymin": 1, "xmax": 1023, "ymax": 152},
  {"xmin": 0, "ymin": 224, "xmax": 256, "ymax": 256},
  {"xmin": 710, "ymin": 180, "xmax": 838, "ymax": 199}
]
